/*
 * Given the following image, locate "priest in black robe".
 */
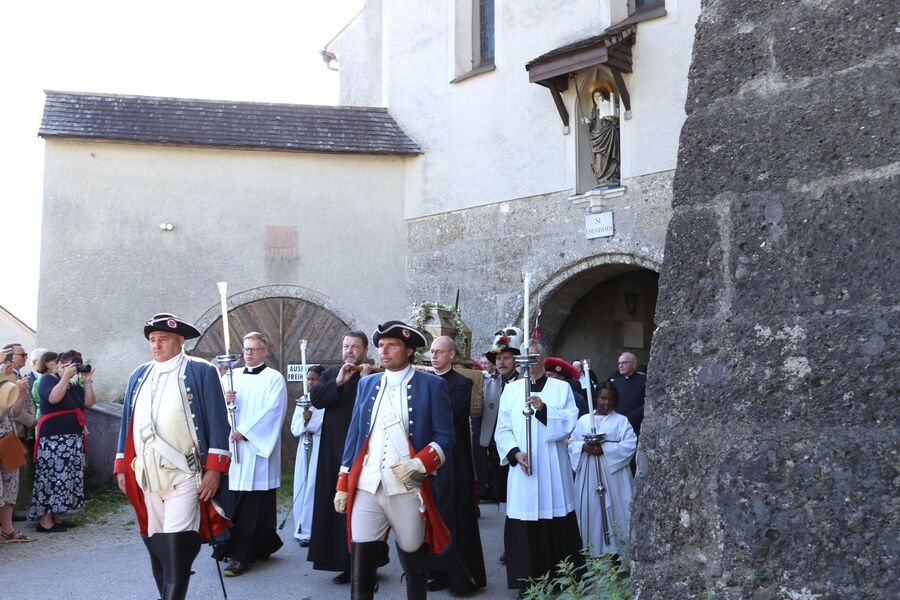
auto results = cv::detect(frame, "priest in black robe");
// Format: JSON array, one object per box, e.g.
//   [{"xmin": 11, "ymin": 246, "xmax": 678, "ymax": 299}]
[
  {"xmin": 426, "ymin": 336, "xmax": 487, "ymax": 594},
  {"xmin": 307, "ymin": 332, "xmax": 387, "ymax": 583}
]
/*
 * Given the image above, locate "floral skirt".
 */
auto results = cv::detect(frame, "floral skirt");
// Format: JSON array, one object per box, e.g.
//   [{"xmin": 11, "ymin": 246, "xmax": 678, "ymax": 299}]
[{"xmin": 27, "ymin": 433, "xmax": 84, "ymax": 519}]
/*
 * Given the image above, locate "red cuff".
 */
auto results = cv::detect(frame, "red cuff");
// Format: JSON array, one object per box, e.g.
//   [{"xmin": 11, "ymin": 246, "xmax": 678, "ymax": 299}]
[
  {"xmin": 336, "ymin": 471, "xmax": 349, "ymax": 493},
  {"xmin": 413, "ymin": 445, "xmax": 442, "ymax": 475},
  {"xmin": 205, "ymin": 452, "xmax": 230, "ymax": 473},
  {"xmin": 113, "ymin": 457, "xmax": 125, "ymax": 475}
]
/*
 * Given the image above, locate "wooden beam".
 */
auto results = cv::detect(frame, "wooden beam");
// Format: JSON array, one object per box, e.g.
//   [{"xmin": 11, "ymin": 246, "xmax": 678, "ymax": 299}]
[
  {"xmin": 549, "ymin": 85, "xmax": 569, "ymax": 127},
  {"xmin": 610, "ymin": 67, "xmax": 631, "ymax": 112}
]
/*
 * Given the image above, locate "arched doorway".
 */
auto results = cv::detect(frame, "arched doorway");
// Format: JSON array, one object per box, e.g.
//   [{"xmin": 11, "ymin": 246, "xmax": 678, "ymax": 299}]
[
  {"xmin": 537, "ymin": 260, "xmax": 659, "ymax": 380},
  {"xmin": 191, "ymin": 296, "xmax": 350, "ymax": 466}
]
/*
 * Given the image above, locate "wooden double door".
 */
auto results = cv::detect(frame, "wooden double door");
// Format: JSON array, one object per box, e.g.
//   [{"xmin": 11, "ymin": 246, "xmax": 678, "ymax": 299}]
[{"xmin": 192, "ymin": 296, "xmax": 349, "ymax": 467}]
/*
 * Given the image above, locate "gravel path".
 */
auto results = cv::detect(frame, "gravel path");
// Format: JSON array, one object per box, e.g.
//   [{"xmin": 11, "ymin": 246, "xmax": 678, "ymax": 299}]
[{"xmin": 0, "ymin": 499, "xmax": 517, "ymax": 599}]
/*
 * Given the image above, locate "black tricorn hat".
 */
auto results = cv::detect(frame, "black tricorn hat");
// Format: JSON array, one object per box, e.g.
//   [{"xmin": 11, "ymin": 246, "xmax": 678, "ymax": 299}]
[
  {"xmin": 144, "ymin": 313, "xmax": 202, "ymax": 340},
  {"xmin": 484, "ymin": 334, "xmax": 522, "ymax": 364},
  {"xmin": 372, "ymin": 320, "xmax": 428, "ymax": 349}
]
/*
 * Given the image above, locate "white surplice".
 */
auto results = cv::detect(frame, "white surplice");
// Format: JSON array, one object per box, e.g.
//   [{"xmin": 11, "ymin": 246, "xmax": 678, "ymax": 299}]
[
  {"xmin": 290, "ymin": 405, "xmax": 323, "ymax": 540},
  {"xmin": 225, "ymin": 366, "xmax": 288, "ymax": 491},
  {"xmin": 568, "ymin": 411, "xmax": 637, "ymax": 555},
  {"xmin": 495, "ymin": 376, "xmax": 579, "ymax": 521}
]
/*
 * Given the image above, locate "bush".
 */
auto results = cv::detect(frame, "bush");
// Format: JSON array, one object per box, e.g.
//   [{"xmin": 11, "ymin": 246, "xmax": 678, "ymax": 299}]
[{"xmin": 524, "ymin": 549, "xmax": 631, "ymax": 600}]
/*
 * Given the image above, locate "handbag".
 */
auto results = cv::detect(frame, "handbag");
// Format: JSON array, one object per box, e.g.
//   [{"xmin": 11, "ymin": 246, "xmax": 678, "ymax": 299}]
[{"xmin": 0, "ymin": 430, "xmax": 27, "ymax": 471}]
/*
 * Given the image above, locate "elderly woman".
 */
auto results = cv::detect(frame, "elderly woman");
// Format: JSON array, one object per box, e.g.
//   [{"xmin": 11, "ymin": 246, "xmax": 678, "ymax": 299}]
[
  {"xmin": 29, "ymin": 350, "xmax": 95, "ymax": 532},
  {"xmin": 0, "ymin": 363, "xmax": 33, "ymax": 542},
  {"xmin": 568, "ymin": 383, "xmax": 636, "ymax": 558}
]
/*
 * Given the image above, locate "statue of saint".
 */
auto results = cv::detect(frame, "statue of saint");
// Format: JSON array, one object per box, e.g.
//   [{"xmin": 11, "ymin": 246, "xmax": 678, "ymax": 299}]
[{"xmin": 583, "ymin": 84, "xmax": 620, "ymax": 188}]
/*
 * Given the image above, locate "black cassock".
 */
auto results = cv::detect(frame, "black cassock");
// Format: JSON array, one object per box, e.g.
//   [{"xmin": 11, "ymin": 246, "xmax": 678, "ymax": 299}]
[
  {"xmin": 427, "ymin": 369, "xmax": 487, "ymax": 593},
  {"xmin": 306, "ymin": 368, "xmax": 359, "ymax": 572}
]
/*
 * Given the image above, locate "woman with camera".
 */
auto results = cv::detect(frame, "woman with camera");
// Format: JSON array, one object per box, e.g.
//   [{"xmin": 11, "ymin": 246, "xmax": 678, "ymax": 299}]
[{"xmin": 28, "ymin": 349, "xmax": 95, "ymax": 532}]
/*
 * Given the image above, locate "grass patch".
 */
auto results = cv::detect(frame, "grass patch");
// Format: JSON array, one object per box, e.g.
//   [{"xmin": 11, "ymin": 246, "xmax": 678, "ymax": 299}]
[
  {"xmin": 70, "ymin": 487, "xmax": 130, "ymax": 526},
  {"xmin": 277, "ymin": 464, "xmax": 296, "ymax": 510}
]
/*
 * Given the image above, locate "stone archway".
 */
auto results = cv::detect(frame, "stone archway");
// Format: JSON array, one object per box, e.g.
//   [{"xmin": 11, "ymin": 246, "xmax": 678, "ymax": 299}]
[
  {"xmin": 188, "ymin": 287, "xmax": 355, "ymax": 467},
  {"xmin": 532, "ymin": 253, "xmax": 661, "ymax": 375}
]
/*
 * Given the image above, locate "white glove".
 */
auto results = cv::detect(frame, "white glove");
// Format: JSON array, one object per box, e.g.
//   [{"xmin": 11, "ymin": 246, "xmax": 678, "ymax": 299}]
[
  {"xmin": 334, "ymin": 491, "xmax": 348, "ymax": 513},
  {"xmin": 390, "ymin": 458, "xmax": 427, "ymax": 490}
]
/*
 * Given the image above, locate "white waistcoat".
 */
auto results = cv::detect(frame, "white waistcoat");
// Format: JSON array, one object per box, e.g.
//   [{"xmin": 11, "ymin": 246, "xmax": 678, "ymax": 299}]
[
  {"xmin": 132, "ymin": 354, "xmax": 196, "ymax": 493},
  {"xmin": 357, "ymin": 367, "xmax": 414, "ymax": 496}
]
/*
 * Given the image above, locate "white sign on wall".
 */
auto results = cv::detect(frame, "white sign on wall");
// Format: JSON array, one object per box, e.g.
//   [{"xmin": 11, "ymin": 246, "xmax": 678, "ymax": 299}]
[
  {"xmin": 286, "ymin": 364, "xmax": 304, "ymax": 382},
  {"xmin": 585, "ymin": 211, "xmax": 614, "ymax": 239}
]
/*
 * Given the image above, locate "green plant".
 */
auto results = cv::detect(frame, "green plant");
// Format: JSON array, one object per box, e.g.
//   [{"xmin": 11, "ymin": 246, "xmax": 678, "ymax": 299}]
[
  {"xmin": 524, "ymin": 549, "xmax": 631, "ymax": 600},
  {"xmin": 70, "ymin": 487, "xmax": 130, "ymax": 526}
]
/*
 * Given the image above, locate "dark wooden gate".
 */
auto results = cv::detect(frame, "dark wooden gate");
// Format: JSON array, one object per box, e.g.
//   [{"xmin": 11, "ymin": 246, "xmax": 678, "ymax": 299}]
[{"xmin": 192, "ymin": 296, "xmax": 349, "ymax": 467}]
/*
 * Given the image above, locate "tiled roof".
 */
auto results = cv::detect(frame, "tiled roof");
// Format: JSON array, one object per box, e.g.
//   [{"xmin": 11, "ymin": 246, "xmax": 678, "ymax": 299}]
[{"xmin": 38, "ymin": 91, "xmax": 421, "ymax": 156}]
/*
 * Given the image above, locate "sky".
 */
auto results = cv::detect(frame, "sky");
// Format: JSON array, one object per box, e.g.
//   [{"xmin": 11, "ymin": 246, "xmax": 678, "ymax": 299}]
[{"xmin": 0, "ymin": 0, "xmax": 364, "ymax": 330}]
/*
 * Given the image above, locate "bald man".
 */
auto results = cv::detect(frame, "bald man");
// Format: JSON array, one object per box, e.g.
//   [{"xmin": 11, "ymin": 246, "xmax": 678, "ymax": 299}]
[{"xmin": 608, "ymin": 352, "xmax": 646, "ymax": 436}]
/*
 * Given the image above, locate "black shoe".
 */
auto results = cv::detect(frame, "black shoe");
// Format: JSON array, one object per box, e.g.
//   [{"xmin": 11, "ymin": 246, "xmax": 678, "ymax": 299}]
[
  {"xmin": 499, "ymin": 551, "xmax": 506, "ymax": 564},
  {"xmin": 333, "ymin": 570, "xmax": 351, "ymax": 584},
  {"xmin": 427, "ymin": 573, "xmax": 449, "ymax": 591},
  {"xmin": 223, "ymin": 560, "xmax": 249, "ymax": 577},
  {"xmin": 299, "ymin": 539, "xmax": 310, "ymax": 547},
  {"xmin": 396, "ymin": 544, "xmax": 428, "ymax": 600},
  {"xmin": 36, "ymin": 523, "xmax": 67, "ymax": 533}
]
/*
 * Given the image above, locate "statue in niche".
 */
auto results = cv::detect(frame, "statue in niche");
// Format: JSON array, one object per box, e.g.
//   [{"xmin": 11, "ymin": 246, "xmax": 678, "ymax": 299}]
[{"xmin": 583, "ymin": 81, "xmax": 620, "ymax": 188}]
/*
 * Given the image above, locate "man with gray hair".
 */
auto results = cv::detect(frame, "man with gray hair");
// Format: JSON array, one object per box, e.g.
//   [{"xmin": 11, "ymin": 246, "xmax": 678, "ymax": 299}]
[
  {"xmin": 217, "ymin": 331, "xmax": 288, "ymax": 577},
  {"xmin": 608, "ymin": 352, "xmax": 646, "ymax": 436},
  {"xmin": 495, "ymin": 339, "xmax": 582, "ymax": 593}
]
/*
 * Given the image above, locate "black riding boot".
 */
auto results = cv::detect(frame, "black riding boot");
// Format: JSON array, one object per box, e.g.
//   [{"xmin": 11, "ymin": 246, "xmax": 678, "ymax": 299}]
[
  {"xmin": 141, "ymin": 536, "xmax": 164, "ymax": 599},
  {"xmin": 396, "ymin": 544, "xmax": 428, "ymax": 600},
  {"xmin": 351, "ymin": 541, "xmax": 383, "ymax": 600},
  {"xmin": 150, "ymin": 531, "xmax": 202, "ymax": 600}
]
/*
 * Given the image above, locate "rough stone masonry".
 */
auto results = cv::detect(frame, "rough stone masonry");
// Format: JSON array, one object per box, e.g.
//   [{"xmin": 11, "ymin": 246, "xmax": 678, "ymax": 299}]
[{"xmin": 631, "ymin": 2, "xmax": 898, "ymax": 599}]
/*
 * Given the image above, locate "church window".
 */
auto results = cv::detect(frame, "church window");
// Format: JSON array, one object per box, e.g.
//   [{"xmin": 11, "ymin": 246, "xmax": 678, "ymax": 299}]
[{"xmin": 452, "ymin": 0, "xmax": 496, "ymax": 83}]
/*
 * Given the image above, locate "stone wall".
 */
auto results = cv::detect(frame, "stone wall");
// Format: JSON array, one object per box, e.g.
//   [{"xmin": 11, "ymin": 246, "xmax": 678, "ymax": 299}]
[
  {"xmin": 631, "ymin": 1, "xmax": 899, "ymax": 598},
  {"xmin": 405, "ymin": 170, "xmax": 673, "ymax": 354}
]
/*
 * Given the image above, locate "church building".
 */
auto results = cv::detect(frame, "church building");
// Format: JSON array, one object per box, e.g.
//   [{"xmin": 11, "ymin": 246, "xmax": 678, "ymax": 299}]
[{"xmin": 36, "ymin": 0, "xmax": 699, "ymax": 418}]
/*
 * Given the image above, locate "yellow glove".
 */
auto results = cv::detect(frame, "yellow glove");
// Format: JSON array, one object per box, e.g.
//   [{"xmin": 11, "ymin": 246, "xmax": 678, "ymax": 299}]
[
  {"xmin": 390, "ymin": 458, "xmax": 427, "ymax": 490},
  {"xmin": 333, "ymin": 490, "xmax": 348, "ymax": 513}
]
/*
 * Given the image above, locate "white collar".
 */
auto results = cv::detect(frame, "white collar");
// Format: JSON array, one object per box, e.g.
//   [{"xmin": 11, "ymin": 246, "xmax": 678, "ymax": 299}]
[
  {"xmin": 384, "ymin": 364, "xmax": 412, "ymax": 386},
  {"xmin": 434, "ymin": 366, "xmax": 452, "ymax": 376},
  {"xmin": 153, "ymin": 352, "xmax": 184, "ymax": 374}
]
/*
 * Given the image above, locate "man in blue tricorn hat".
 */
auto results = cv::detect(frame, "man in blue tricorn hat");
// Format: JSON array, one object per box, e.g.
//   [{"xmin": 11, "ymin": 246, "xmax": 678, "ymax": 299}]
[
  {"xmin": 115, "ymin": 313, "xmax": 231, "ymax": 600},
  {"xmin": 334, "ymin": 320, "xmax": 455, "ymax": 600}
]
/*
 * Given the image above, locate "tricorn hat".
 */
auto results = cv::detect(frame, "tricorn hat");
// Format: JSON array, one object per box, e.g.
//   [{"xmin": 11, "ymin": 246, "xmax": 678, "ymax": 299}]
[
  {"xmin": 372, "ymin": 320, "xmax": 428, "ymax": 349},
  {"xmin": 144, "ymin": 313, "xmax": 202, "ymax": 340}
]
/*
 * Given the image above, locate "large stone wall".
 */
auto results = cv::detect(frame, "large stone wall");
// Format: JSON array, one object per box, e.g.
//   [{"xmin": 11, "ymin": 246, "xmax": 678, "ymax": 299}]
[{"xmin": 631, "ymin": 1, "xmax": 899, "ymax": 599}]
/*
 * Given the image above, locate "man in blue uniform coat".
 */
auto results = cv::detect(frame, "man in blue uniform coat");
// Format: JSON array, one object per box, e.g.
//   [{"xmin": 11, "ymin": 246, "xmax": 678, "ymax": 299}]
[{"xmin": 334, "ymin": 320, "xmax": 455, "ymax": 600}]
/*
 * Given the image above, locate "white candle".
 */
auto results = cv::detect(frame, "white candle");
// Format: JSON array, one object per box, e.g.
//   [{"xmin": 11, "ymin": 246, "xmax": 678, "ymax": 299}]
[
  {"xmin": 300, "ymin": 339, "xmax": 309, "ymax": 396},
  {"xmin": 217, "ymin": 281, "xmax": 231, "ymax": 354},
  {"xmin": 523, "ymin": 272, "xmax": 530, "ymax": 348}
]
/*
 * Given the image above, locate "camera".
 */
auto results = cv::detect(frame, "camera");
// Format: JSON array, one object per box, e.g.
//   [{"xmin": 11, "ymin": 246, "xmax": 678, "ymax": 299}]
[{"xmin": 75, "ymin": 364, "xmax": 92, "ymax": 373}]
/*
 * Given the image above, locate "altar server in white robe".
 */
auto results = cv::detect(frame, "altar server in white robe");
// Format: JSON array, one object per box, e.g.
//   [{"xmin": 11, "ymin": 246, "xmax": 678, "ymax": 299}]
[
  {"xmin": 219, "ymin": 332, "xmax": 288, "ymax": 577},
  {"xmin": 568, "ymin": 383, "xmax": 637, "ymax": 557},
  {"xmin": 290, "ymin": 365, "xmax": 325, "ymax": 545},
  {"xmin": 495, "ymin": 339, "xmax": 583, "ymax": 592}
]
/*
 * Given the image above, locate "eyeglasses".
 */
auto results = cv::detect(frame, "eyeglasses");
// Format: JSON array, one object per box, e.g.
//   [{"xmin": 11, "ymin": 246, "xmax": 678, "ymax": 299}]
[
  {"xmin": 429, "ymin": 349, "xmax": 448, "ymax": 355},
  {"xmin": 618, "ymin": 361, "xmax": 634, "ymax": 366},
  {"xmin": 243, "ymin": 348, "xmax": 265, "ymax": 354},
  {"xmin": 11, "ymin": 353, "xmax": 27, "ymax": 357}
]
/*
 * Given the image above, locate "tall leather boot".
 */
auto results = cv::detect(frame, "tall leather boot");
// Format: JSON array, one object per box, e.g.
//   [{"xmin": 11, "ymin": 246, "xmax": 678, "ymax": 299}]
[
  {"xmin": 351, "ymin": 541, "xmax": 382, "ymax": 600},
  {"xmin": 396, "ymin": 544, "xmax": 428, "ymax": 600},
  {"xmin": 141, "ymin": 536, "xmax": 164, "ymax": 599},
  {"xmin": 151, "ymin": 531, "xmax": 202, "ymax": 600}
]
